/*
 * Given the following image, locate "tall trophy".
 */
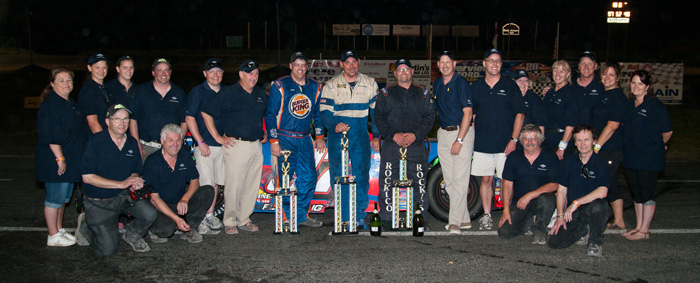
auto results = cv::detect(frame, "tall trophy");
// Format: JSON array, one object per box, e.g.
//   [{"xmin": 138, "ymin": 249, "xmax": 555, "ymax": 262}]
[
  {"xmin": 274, "ymin": 150, "xmax": 298, "ymax": 235},
  {"xmin": 391, "ymin": 147, "xmax": 413, "ymax": 230},
  {"xmin": 333, "ymin": 128, "xmax": 358, "ymax": 235}
]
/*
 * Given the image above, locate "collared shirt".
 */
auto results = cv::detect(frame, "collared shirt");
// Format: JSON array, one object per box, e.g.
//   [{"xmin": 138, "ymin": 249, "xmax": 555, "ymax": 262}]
[
  {"xmin": 502, "ymin": 148, "xmax": 559, "ymax": 200},
  {"xmin": 542, "ymin": 83, "xmax": 578, "ymax": 130},
  {"xmin": 558, "ymin": 153, "xmax": 609, "ymax": 206},
  {"xmin": 105, "ymin": 78, "xmax": 138, "ymax": 108},
  {"xmin": 265, "ymin": 75, "xmax": 323, "ymax": 141},
  {"xmin": 622, "ymin": 97, "xmax": 673, "ymax": 171},
  {"xmin": 185, "ymin": 81, "xmax": 224, "ymax": 146},
  {"xmin": 433, "ymin": 74, "xmax": 473, "ymax": 128},
  {"xmin": 375, "ymin": 83, "xmax": 435, "ymax": 145},
  {"xmin": 320, "ymin": 72, "xmax": 379, "ymax": 137},
  {"xmin": 202, "ymin": 83, "xmax": 267, "ymax": 141},
  {"xmin": 81, "ymin": 131, "xmax": 143, "ymax": 199},
  {"xmin": 590, "ymin": 88, "xmax": 627, "ymax": 151},
  {"xmin": 130, "ymin": 81, "xmax": 187, "ymax": 142},
  {"xmin": 78, "ymin": 78, "xmax": 113, "ymax": 131},
  {"xmin": 522, "ymin": 90, "xmax": 544, "ymax": 126},
  {"xmin": 142, "ymin": 147, "xmax": 199, "ymax": 205},
  {"xmin": 572, "ymin": 75, "xmax": 605, "ymax": 125},
  {"xmin": 471, "ymin": 76, "xmax": 525, "ymax": 153}
]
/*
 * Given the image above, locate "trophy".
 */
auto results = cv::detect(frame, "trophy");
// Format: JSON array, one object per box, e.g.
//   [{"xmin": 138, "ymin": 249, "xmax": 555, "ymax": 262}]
[
  {"xmin": 391, "ymin": 147, "xmax": 413, "ymax": 230},
  {"xmin": 274, "ymin": 150, "xmax": 298, "ymax": 235},
  {"xmin": 333, "ymin": 128, "xmax": 358, "ymax": 235}
]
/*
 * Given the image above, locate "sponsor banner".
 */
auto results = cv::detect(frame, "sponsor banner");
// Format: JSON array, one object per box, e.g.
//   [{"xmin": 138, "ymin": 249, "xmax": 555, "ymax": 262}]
[
  {"xmin": 393, "ymin": 25, "xmax": 420, "ymax": 36},
  {"xmin": 362, "ymin": 24, "xmax": 390, "ymax": 36},
  {"xmin": 431, "ymin": 60, "xmax": 552, "ymax": 96},
  {"xmin": 333, "ymin": 24, "xmax": 361, "ymax": 36},
  {"xmin": 307, "ymin": 59, "xmax": 432, "ymax": 91},
  {"xmin": 619, "ymin": 63, "xmax": 683, "ymax": 104}
]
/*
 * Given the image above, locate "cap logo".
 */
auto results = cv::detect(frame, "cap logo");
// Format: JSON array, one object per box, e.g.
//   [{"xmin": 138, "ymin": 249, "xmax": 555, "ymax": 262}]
[
  {"xmin": 248, "ymin": 62, "xmax": 255, "ymax": 68},
  {"xmin": 157, "ymin": 58, "xmax": 168, "ymax": 63}
]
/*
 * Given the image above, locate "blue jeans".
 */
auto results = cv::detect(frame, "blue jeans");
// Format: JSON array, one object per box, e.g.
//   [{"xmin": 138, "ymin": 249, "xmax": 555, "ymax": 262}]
[
  {"xmin": 498, "ymin": 193, "xmax": 556, "ymax": 238},
  {"xmin": 44, "ymin": 182, "xmax": 74, "ymax": 208},
  {"xmin": 548, "ymin": 198, "xmax": 610, "ymax": 248}
]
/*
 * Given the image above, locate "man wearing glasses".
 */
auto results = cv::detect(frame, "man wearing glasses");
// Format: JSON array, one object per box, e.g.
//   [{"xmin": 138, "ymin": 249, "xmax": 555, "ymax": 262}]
[
  {"xmin": 549, "ymin": 124, "xmax": 610, "ymax": 257},
  {"xmin": 374, "ymin": 58, "xmax": 435, "ymax": 230}
]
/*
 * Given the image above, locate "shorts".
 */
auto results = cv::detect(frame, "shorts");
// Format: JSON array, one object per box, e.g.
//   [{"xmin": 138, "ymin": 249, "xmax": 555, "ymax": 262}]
[
  {"xmin": 471, "ymin": 152, "xmax": 506, "ymax": 178},
  {"xmin": 194, "ymin": 145, "xmax": 226, "ymax": 186},
  {"xmin": 45, "ymin": 182, "xmax": 74, "ymax": 209}
]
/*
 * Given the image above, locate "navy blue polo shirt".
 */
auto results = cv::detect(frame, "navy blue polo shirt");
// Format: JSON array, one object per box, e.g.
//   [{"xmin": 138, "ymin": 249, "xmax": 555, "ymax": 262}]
[
  {"xmin": 202, "ymin": 83, "xmax": 268, "ymax": 141},
  {"xmin": 572, "ymin": 76, "xmax": 605, "ymax": 125},
  {"xmin": 558, "ymin": 153, "xmax": 609, "ymax": 206},
  {"xmin": 622, "ymin": 98, "xmax": 672, "ymax": 171},
  {"xmin": 542, "ymin": 83, "xmax": 578, "ymax": 131},
  {"xmin": 185, "ymin": 81, "xmax": 223, "ymax": 146},
  {"xmin": 78, "ymin": 78, "xmax": 113, "ymax": 131},
  {"xmin": 105, "ymin": 78, "xmax": 139, "ymax": 108},
  {"xmin": 590, "ymin": 88, "xmax": 627, "ymax": 152},
  {"xmin": 36, "ymin": 91, "xmax": 90, "ymax": 183},
  {"xmin": 81, "ymin": 131, "xmax": 143, "ymax": 198},
  {"xmin": 502, "ymin": 148, "xmax": 559, "ymax": 200},
  {"xmin": 522, "ymin": 90, "xmax": 544, "ymax": 127},
  {"xmin": 433, "ymin": 74, "xmax": 473, "ymax": 127},
  {"xmin": 142, "ymin": 147, "xmax": 199, "ymax": 205},
  {"xmin": 471, "ymin": 76, "xmax": 525, "ymax": 153},
  {"xmin": 130, "ymin": 81, "xmax": 187, "ymax": 142}
]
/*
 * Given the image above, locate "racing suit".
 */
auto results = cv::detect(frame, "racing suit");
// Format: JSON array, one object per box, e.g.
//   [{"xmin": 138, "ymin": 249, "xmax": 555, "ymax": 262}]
[
  {"xmin": 320, "ymin": 72, "xmax": 378, "ymax": 223},
  {"xmin": 374, "ymin": 84, "xmax": 435, "ymax": 222},
  {"xmin": 265, "ymin": 75, "xmax": 324, "ymax": 224}
]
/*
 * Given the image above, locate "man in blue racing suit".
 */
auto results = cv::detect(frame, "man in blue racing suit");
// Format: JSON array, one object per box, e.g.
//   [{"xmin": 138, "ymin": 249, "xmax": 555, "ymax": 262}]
[
  {"xmin": 265, "ymin": 52, "xmax": 326, "ymax": 228},
  {"xmin": 320, "ymin": 49, "xmax": 380, "ymax": 228}
]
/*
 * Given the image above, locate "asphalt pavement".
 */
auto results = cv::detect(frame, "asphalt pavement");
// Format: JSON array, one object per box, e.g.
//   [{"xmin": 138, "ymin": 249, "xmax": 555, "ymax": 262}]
[{"xmin": 1, "ymin": 132, "xmax": 699, "ymax": 282}]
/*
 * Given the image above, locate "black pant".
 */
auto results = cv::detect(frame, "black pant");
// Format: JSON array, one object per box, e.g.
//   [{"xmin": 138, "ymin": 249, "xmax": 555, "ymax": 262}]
[
  {"xmin": 498, "ymin": 193, "xmax": 556, "ymax": 238},
  {"xmin": 625, "ymin": 168, "xmax": 659, "ymax": 203},
  {"xmin": 378, "ymin": 141, "xmax": 429, "ymax": 223},
  {"xmin": 150, "ymin": 186, "xmax": 214, "ymax": 237},
  {"xmin": 548, "ymin": 199, "xmax": 610, "ymax": 248},
  {"xmin": 599, "ymin": 150, "xmax": 623, "ymax": 201}
]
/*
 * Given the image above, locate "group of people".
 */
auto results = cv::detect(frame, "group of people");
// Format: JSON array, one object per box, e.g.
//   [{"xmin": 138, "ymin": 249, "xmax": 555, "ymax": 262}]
[{"xmin": 35, "ymin": 48, "xmax": 672, "ymax": 257}]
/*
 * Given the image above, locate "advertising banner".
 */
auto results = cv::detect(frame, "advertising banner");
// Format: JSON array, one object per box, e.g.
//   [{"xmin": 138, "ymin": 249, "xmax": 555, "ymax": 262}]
[
  {"xmin": 362, "ymin": 24, "xmax": 390, "ymax": 36},
  {"xmin": 307, "ymin": 59, "xmax": 432, "ymax": 90},
  {"xmin": 333, "ymin": 24, "xmax": 361, "ymax": 36},
  {"xmin": 619, "ymin": 63, "xmax": 683, "ymax": 104}
]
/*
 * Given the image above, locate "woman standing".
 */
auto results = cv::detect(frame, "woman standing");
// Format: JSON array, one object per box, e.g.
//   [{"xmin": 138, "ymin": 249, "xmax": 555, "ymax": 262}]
[
  {"xmin": 621, "ymin": 70, "xmax": 673, "ymax": 240},
  {"xmin": 541, "ymin": 60, "xmax": 578, "ymax": 160},
  {"xmin": 591, "ymin": 63, "xmax": 628, "ymax": 229},
  {"xmin": 36, "ymin": 67, "xmax": 89, "ymax": 246},
  {"xmin": 78, "ymin": 53, "xmax": 113, "ymax": 133}
]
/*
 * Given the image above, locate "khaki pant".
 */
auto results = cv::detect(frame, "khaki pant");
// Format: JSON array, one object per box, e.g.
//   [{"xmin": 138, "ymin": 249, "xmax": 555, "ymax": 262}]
[
  {"xmin": 437, "ymin": 126, "xmax": 474, "ymax": 226},
  {"xmin": 222, "ymin": 140, "xmax": 263, "ymax": 227}
]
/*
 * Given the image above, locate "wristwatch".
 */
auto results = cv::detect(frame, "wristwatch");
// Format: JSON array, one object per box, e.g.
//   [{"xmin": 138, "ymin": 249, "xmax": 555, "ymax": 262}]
[{"xmin": 511, "ymin": 137, "xmax": 518, "ymax": 143}]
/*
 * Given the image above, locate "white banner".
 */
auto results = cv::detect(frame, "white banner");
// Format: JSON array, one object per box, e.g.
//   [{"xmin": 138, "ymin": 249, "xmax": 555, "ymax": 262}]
[
  {"xmin": 332, "ymin": 24, "xmax": 360, "ymax": 36},
  {"xmin": 362, "ymin": 24, "xmax": 390, "ymax": 36},
  {"xmin": 307, "ymin": 59, "xmax": 431, "ymax": 91},
  {"xmin": 392, "ymin": 25, "xmax": 420, "ymax": 36},
  {"xmin": 619, "ymin": 63, "xmax": 683, "ymax": 104}
]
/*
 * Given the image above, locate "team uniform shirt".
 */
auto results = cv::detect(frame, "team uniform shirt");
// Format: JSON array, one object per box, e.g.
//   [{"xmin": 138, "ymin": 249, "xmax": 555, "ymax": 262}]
[
  {"xmin": 78, "ymin": 78, "xmax": 113, "ymax": 131},
  {"xmin": 522, "ymin": 90, "xmax": 544, "ymax": 127},
  {"xmin": 541, "ymin": 84, "xmax": 578, "ymax": 149},
  {"xmin": 265, "ymin": 75, "xmax": 323, "ymax": 141},
  {"xmin": 35, "ymin": 91, "xmax": 90, "ymax": 183},
  {"xmin": 142, "ymin": 147, "xmax": 199, "ymax": 205},
  {"xmin": 80, "ymin": 131, "xmax": 143, "ymax": 199},
  {"xmin": 202, "ymin": 84, "xmax": 267, "ymax": 141},
  {"xmin": 590, "ymin": 88, "xmax": 627, "ymax": 151},
  {"xmin": 572, "ymin": 76, "xmax": 605, "ymax": 125},
  {"xmin": 471, "ymin": 76, "xmax": 525, "ymax": 153},
  {"xmin": 130, "ymin": 81, "xmax": 187, "ymax": 142},
  {"xmin": 432, "ymin": 74, "xmax": 473, "ymax": 127},
  {"xmin": 622, "ymin": 98, "xmax": 673, "ymax": 171},
  {"xmin": 185, "ymin": 81, "xmax": 224, "ymax": 146},
  {"xmin": 557, "ymin": 153, "xmax": 610, "ymax": 206},
  {"xmin": 502, "ymin": 148, "xmax": 559, "ymax": 200},
  {"xmin": 105, "ymin": 78, "xmax": 138, "ymax": 108}
]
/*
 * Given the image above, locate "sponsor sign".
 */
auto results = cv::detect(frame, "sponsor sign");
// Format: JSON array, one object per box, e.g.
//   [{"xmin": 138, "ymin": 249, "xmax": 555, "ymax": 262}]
[
  {"xmin": 392, "ymin": 25, "xmax": 420, "ymax": 36},
  {"xmin": 619, "ymin": 63, "xmax": 683, "ymax": 104},
  {"xmin": 306, "ymin": 59, "xmax": 432, "ymax": 90},
  {"xmin": 333, "ymin": 24, "xmax": 361, "ymax": 36},
  {"xmin": 362, "ymin": 24, "xmax": 390, "ymax": 36}
]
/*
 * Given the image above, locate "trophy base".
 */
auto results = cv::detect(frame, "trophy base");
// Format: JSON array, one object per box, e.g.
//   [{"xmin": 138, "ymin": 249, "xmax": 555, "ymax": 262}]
[{"xmin": 273, "ymin": 231, "xmax": 300, "ymax": 235}]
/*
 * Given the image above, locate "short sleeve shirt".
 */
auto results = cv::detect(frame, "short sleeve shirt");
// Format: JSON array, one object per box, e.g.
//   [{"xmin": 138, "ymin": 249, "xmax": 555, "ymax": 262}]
[
  {"xmin": 502, "ymin": 148, "xmax": 559, "ymax": 200},
  {"xmin": 78, "ymin": 78, "xmax": 113, "ymax": 131},
  {"xmin": 185, "ymin": 81, "xmax": 223, "ymax": 146},
  {"xmin": 130, "ymin": 81, "xmax": 187, "ymax": 142},
  {"xmin": 557, "ymin": 153, "xmax": 609, "ymax": 205},
  {"xmin": 202, "ymin": 83, "xmax": 268, "ymax": 141},
  {"xmin": 471, "ymin": 76, "xmax": 525, "ymax": 153},
  {"xmin": 622, "ymin": 98, "xmax": 673, "ymax": 171},
  {"xmin": 81, "ymin": 131, "xmax": 143, "ymax": 198},
  {"xmin": 105, "ymin": 78, "xmax": 139, "ymax": 108},
  {"xmin": 433, "ymin": 74, "xmax": 473, "ymax": 127},
  {"xmin": 590, "ymin": 88, "xmax": 627, "ymax": 151},
  {"xmin": 142, "ymin": 147, "xmax": 199, "ymax": 205},
  {"xmin": 572, "ymin": 76, "xmax": 605, "ymax": 126}
]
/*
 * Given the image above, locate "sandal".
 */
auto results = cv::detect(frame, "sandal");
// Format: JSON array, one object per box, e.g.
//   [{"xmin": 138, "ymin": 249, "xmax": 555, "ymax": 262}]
[
  {"xmin": 225, "ymin": 226, "xmax": 239, "ymax": 235},
  {"xmin": 621, "ymin": 229, "xmax": 638, "ymax": 237},
  {"xmin": 625, "ymin": 231, "xmax": 650, "ymax": 240},
  {"xmin": 238, "ymin": 222, "xmax": 259, "ymax": 232},
  {"xmin": 607, "ymin": 223, "xmax": 626, "ymax": 230}
]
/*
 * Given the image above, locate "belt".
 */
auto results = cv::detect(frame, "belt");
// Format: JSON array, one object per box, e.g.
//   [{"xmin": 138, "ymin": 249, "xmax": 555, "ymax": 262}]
[
  {"xmin": 544, "ymin": 128, "xmax": 565, "ymax": 134},
  {"xmin": 231, "ymin": 136, "xmax": 258, "ymax": 142},
  {"xmin": 441, "ymin": 126, "xmax": 459, "ymax": 131},
  {"xmin": 140, "ymin": 139, "xmax": 162, "ymax": 149},
  {"xmin": 85, "ymin": 196, "xmax": 112, "ymax": 202}
]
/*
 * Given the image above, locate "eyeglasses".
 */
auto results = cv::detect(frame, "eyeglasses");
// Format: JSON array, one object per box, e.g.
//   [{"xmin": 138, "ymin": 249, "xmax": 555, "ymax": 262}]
[
  {"xmin": 396, "ymin": 68, "xmax": 412, "ymax": 73},
  {"xmin": 110, "ymin": 117, "xmax": 130, "ymax": 123},
  {"xmin": 485, "ymin": 59, "xmax": 502, "ymax": 64},
  {"xmin": 581, "ymin": 164, "xmax": 591, "ymax": 179}
]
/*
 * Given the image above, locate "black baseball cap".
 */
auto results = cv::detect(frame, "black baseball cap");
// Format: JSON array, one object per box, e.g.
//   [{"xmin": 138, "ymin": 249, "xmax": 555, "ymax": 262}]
[
  {"xmin": 438, "ymin": 50, "xmax": 455, "ymax": 61},
  {"xmin": 87, "ymin": 53, "xmax": 109, "ymax": 65},
  {"xmin": 152, "ymin": 58, "xmax": 172, "ymax": 70},
  {"xmin": 512, "ymin": 70, "xmax": 529, "ymax": 80},
  {"xmin": 579, "ymin": 51, "xmax": 597, "ymax": 62},
  {"xmin": 204, "ymin": 58, "xmax": 223, "ymax": 71},
  {"xmin": 115, "ymin": 56, "xmax": 133, "ymax": 66},
  {"xmin": 290, "ymin": 52, "xmax": 308, "ymax": 63},
  {"xmin": 395, "ymin": 58, "xmax": 412, "ymax": 69},
  {"xmin": 106, "ymin": 104, "xmax": 131, "ymax": 118},
  {"xmin": 483, "ymin": 48, "xmax": 503, "ymax": 59},
  {"xmin": 341, "ymin": 49, "xmax": 359, "ymax": 62},
  {"xmin": 239, "ymin": 60, "xmax": 259, "ymax": 73}
]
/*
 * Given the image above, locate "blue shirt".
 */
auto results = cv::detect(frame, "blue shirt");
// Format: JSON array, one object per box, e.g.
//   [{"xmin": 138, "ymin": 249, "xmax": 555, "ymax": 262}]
[
  {"xmin": 471, "ymin": 76, "xmax": 525, "ymax": 153},
  {"xmin": 622, "ymin": 98, "xmax": 672, "ymax": 171},
  {"xmin": 105, "ymin": 78, "xmax": 138, "ymax": 108},
  {"xmin": 185, "ymin": 81, "xmax": 223, "ymax": 146},
  {"xmin": 433, "ymin": 74, "xmax": 473, "ymax": 127},
  {"xmin": 502, "ymin": 148, "xmax": 559, "ymax": 200},
  {"xmin": 572, "ymin": 76, "xmax": 605, "ymax": 126},
  {"xmin": 590, "ymin": 88, "xmax": 627, "ymax": 151},
  {"xmin": 202, "ymin": 83, "xmax": 268, "ymax": 141},
  {"xmin": 36, "ymin": 92, "xmax": 90, "ymax": 183},
  {"xmin": 130, "ymin": 81, "xmax": 187, "ymax": 142},
  {"xmin": 558, "ymin": 153, "xmax": 609, "ymax": 206},
  {"xmin": 81, "ymin": 131, "xmax": 143, "ymax": 198},
  {"xmin": 522, "ymin": 90, "xmax": 544, "ymax": 127},
  {"xmin": 142, "ymin": 147, "xmax": 199, "ymax": 205},
  {"xmin": 78, "ymin": 78, "xmax": 113, "ymax": 132},
  {"xmin": 542, "ymin": 83, "xmax": 578, "ymax": 131}
]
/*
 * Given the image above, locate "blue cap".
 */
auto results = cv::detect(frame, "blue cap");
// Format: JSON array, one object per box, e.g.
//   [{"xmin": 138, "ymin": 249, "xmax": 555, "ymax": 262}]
[
  {"xmin": 579, "ymin": 51, "xmax": 597, "ymax": 62},
  {"xmin": 438, "ymin": 50, "xmax": 455, "ymax": 61},
  {"xmin": 512, "ymin": 70, "xmax": 529, "ymax": 80},
  {"xmin": 204, "ymin": 58, "xmax": 223, "ymax": 71},
  {"xmin": 239, "ymin": 60, "xmax": 259, "ymax": 73},
  {"xmin": 87, "ymin": 53, "xmax": 109, "ymax": 65},
  {"xmin": 395, "ymin": 58, "xmax": 412, "ymax": 68},
  {"xmin": 341, "ymin": 49, "xmax": 359, "ymax": 62},
  {"xmin": 290, "ymin": 52, "xmax": 308, "ymax": 63},
  {"xmin": 483, "ymin": 48, "xmax": 502, "ymax": 59}
]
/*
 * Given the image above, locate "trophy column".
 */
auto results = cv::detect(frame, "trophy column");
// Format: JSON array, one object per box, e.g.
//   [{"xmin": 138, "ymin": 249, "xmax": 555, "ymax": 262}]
[
  {"xmin": 391, "ymin": 147, "xmax": 413, "ymax": 230},
  {"xmin": 333, "ymin": 129, "xmax": 358, "ymax": 235},
  {"xmin": 274, "ymin": 150, "xmax": 298, "ymax": 235}
]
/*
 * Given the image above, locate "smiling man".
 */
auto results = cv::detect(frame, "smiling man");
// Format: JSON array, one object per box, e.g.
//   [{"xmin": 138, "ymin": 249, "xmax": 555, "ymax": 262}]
[{"xmin": 572, "ymin": 51, "xmax": 604, "ymax": 126}]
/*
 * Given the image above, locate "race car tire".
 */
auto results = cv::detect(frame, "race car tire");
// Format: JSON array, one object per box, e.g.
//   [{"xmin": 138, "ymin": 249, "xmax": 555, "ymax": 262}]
[{"xmin": 426, "ymin": 163, "xmax": 484, "ymax": 223}]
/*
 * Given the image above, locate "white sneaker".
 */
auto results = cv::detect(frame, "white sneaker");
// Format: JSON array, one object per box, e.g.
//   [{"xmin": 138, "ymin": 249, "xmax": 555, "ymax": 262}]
[
  {"xmin": 478, "ymin": 214, "xmax": 493, "ymax": 230},
  {"xmin": 59, "ymin": 228, "xmax": 76, "ymax": 241},
  {"xmin": 47, "ymin": 233, "xmax": 76, "ymax": 247},
  {"xmin": 204, "ymin": 215, "xmax": 223, "ymax": 229},
  {"xmin": 198, "ymin": 221, "xmax": 221, "ymax": 235}
]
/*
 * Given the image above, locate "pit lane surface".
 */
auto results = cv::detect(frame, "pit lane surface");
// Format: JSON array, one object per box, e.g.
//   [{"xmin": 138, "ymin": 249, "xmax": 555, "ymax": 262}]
[{"xmin": 1, "ymin": 133, "xmax": 699, "ymax": 282}]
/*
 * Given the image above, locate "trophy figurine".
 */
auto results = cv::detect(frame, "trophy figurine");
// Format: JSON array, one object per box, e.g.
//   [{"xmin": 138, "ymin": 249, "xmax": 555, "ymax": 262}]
[
  {"xmin": 391, "ymin": 147, "xmax": 413, "ymax": 230},
  {"xmin": 274, "ymin": 150, "xmax": 298, "ymax": 235},
  {"xmin": 333, "ymin": 128, "xmax": 358, "ymax": 235}
]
